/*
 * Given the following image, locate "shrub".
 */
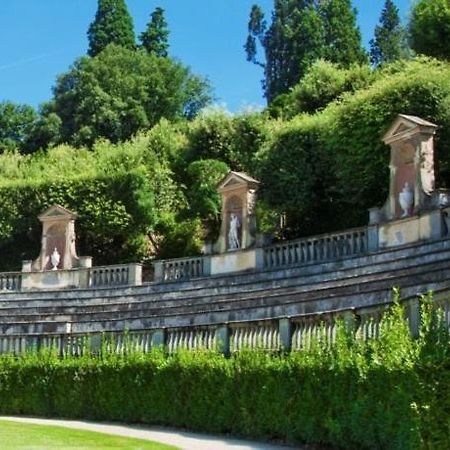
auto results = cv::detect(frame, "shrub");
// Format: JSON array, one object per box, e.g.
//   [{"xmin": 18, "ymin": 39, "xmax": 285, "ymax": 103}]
[{"xmin": 0, "ymin": 296, "xmax": 449, "ymax": 449}]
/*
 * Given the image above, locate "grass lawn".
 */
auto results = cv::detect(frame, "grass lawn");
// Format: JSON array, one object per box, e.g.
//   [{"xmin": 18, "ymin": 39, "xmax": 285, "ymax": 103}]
[{"xmin": 0, "ymin": 420, "xmax": 179, "ymax": 450}]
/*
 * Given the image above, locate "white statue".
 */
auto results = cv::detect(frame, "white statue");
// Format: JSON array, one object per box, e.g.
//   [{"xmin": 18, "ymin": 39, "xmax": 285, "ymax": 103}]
[
  {"xmin": 399, "ymin": 182, "xmax": 414, "ymax": 217},
  {"xmin": 228, "ymin": 213, "xmax": 241, "ymax": 250},
  {"xmin": 50, "ymin": 247, "xmax": 60, "ymax": 270}
]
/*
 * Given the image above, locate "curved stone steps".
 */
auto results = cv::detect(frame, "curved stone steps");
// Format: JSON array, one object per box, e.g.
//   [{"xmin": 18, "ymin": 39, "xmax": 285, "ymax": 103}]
[
  {"xmin": 1, "ymin": 237, "xmax": 450, "ymax": 314},
  {"xmin": 0, "ymin": 255, "xmax": 449, "ymax": 334},
  {"xmin": 0, "ymin": 243, "xmax": 449, "ymax": 321}
]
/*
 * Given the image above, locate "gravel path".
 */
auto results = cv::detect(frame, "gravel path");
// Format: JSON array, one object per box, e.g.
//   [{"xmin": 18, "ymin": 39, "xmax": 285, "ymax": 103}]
[{"xmin": 0, "ymin": 416, "xmax": 300, "ymax": 450}]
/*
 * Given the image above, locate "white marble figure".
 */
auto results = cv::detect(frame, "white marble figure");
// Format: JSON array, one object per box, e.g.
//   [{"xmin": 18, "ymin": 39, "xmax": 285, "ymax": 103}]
[
  {"xmin": 399, "ymin": 182, "xmax": 414, "ymax": 217},
  {"xmin": 50, "ymin": 247, "xmax": 60, "ymax": 270},
  {"xmin": 228, "ymin": 213, "xmax": 241, "ymax": 250}
]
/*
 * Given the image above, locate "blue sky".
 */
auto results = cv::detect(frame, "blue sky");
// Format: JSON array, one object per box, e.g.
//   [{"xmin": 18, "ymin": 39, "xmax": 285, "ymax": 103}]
[{"xmin": 0, "ymin": 0, "xmax": 412, "ymax": 112}]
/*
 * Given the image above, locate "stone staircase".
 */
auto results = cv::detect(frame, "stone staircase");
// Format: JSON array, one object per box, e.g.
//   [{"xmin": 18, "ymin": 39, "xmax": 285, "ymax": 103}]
[{"xmin": 1, "ymin": 237, "xmax": 450, "ymax": 336}]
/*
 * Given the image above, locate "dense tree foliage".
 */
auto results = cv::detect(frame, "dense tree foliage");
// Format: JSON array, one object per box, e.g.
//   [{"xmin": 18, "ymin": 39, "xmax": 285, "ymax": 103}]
[
  {"xmin": 409, "ymin": 0, "xmax": 450, "ymax": 60},
  {"xmin": 87, "ymin": 0, "xmax": 135, "ymax": 57},
  {"xmin": 3, "ymin": 1, "xmax": 450, "ymax": 265},
  {"xmin": 370, "ymin": 0, "xmax": 409, "ymax": 66},
  {"xmin": 319, "ymin": 0, "xmax": 367, "ymax": 66},
  {"xmin": 139, "ymin": 7, "xmax": 170, "ymax": 57},
  {"xmin": 41, "ymin": 45, "xmax": 211, "ymax": 146},
  {"xmin": 246, "ymin": 0, "xmax": 365, "ymax": 101},
  {"xmin": 0, "ymin": 102, "xmax": 37, "ymax": 152},
  {"xmin": 269, "ymin": 60, "xmax": 374, "ymax": 117},
  {"xmin": 2, "ymin": 58, "xmax": 450, "ymax": 265}
]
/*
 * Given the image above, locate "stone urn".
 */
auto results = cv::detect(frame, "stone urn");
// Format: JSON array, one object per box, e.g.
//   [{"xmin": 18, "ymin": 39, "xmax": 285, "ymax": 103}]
[
  {"xmin": 50, "ymin": 247, "xmax": 61, "ymax": 270},
  {"xmin": 399, "ymin": 182, "xmax": 414, "ymax": 217}
]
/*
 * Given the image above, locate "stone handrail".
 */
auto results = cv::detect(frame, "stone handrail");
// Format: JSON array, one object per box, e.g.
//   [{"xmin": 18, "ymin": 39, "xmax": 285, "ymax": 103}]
[
  {"xmin": 154, "ymin": 256, "xmax": 207, "ymax": 283},
  {"xmin": 0, "ymin": 272, "xmax": 22, "ymax": 292},
  {"xmin": 263, "ymin": 226, "xmax": 368, "ymax": 269},
  {"xmin": 0, "ymin": 297, "xmax": 441, "ymax": 356},
  {"xmin": 0, "ymin": 263, "xmax": 141, "ymax": 292},
  {"xmin": 89, "ymin": 263, "xmax": 142, "ymax": 288}
]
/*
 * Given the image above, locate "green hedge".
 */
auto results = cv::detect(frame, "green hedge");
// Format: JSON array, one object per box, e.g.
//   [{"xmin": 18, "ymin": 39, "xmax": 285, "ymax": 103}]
[
  {"xmin": 0, "ymin": 300, "xmax": 448, "ymax": 449},
  {"xmin": 0, "ymin": 169, "xmax": 155, "ymax": 270}
]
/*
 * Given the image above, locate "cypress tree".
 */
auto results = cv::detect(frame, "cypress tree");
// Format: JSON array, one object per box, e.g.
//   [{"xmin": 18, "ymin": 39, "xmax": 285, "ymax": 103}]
[
  {"xmin": 245, "ymin": 0, "xmax": 325, "ymax": 102},
  {"xmin": 370, "ymin": 0, "xmax": 408, "ymax": 66},
  {"xmin": 319, "ymin": 0, "xmax": 367, "ymax": 66},
  {"xmin": 139, "ymin": 7, "xmax": 170, "ymax": 57},
  {"xmin": 87, "ymin": 0, "xmax": 135, "ymax": 57}
]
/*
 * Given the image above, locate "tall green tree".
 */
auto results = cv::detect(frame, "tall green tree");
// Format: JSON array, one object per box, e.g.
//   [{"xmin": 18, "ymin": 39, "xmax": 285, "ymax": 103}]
[
  {"xmin": 139, "ymin": 7, "xmax": 170, "ymax": 57},
  {"xmin": 245, "ymin": 1, "xmax": 325, "ymax": 102},
  {"xmin": 370, "ymin": 0, "xmax": 408, "ymax": 66},
  {"xmin": 0, "ymin": 101, "xmax": 37, "ymax": 153},
  {"xmin": 245, "ymin": 0, "xmax": 367, "ymax": 102},
  {"xmin": 409, "ymin": 0, "xmax": 450, "ymax": 60},
  {"xmin": 43, "ymin": 45, "xmax": 212, "ymax": 146},
  {"xmin": 87, "ymin": 0, "xmax": 135, "ymax": 57},
  {"xmin": 319, "ymin": 0, "xmax": 367, "ymax": 66}
]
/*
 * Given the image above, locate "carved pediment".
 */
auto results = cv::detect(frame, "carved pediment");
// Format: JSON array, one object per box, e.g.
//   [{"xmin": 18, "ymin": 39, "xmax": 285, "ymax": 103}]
[
  {"xmin": 383, "ymin": 114, "xmax": 437, "ymax": 145},
  {"xmin": 217, "ymin": 171, "xmax": 260, "ymax": 193},
  {"xmin": 38, "ymin": 204, "xmax": 77, "ymax": 222}
]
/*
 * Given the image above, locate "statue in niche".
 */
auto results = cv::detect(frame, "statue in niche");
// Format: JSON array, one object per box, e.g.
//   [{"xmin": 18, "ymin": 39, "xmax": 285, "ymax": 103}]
[
  {"xmin": 228, "ymin": 213, "xmax": 241, "ymax": 250},
  {"xmin": 50, "ymin": 247, "xmax": 61, "ymax": 270}
]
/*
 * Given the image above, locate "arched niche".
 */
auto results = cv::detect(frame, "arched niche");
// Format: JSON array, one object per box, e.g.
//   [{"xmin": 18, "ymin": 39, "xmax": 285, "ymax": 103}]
[{"xmin": 215, "ymin": 171, "xmax": 260, "ymax": 253}]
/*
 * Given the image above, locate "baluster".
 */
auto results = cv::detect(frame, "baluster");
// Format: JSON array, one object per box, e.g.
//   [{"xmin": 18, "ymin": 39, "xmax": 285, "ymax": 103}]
[
  {"xmin": 304, "ymin": 242, "xmax": 310, "ymax": 262},
  {"xmin": 261, "ymin": 327, "xmax": 267, "ymax": 348},
  {"xmin": 325, "ymin": 240, "xmax": 331, "ymax": 260},
  {"xmin": 361, "ymin": 231, "xmax": 367, "ymax": 252},
  {"xmin": 233, "ymin": 328, "xmax": 239, "ymax": 351},
  {"xmin": 292, "ymin": 324, "xmax": 298, "ymax": 350},
  {"xmin": 166, "ymin": 332, "xmax": 171, "ymax": 353},
  {"xmin": 336, "ymin": 236, "xmax": 342, "ymax": 258},
  {"xmin": 356, "ymin": 232, "xmax": 362, "ymax": 253},
  {"xmin": 252, "ymin": 327, "xmax": 257, "ymax": 348}
]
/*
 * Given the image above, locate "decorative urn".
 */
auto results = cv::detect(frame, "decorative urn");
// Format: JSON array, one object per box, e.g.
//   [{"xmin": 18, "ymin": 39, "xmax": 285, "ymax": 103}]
[
  {"xmin": 50, "ymin": 247, "xmax": 61, "ymax": 270},
  {"xmin": 399, "ymin": 182, "xmax": 414, "ymax": 217}
]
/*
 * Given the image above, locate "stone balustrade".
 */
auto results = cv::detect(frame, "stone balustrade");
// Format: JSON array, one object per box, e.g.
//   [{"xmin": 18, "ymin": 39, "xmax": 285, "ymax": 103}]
[
  {"xmin": 0, "ymin": 272, "xmax": 22, "ymax": 292},
  {"xmin": 166, "ymin": 327, "xmax": 217, "ymax": 353},
  {"xmin": 264, "ymin": 227, "xmax": 368, "ymax": 270},
  {"xmin": 0, "ymin": 263, "xmax": 142, "ymax": 292},
  {"xmin": 229, "ymin": 322, "xmax": 280, "ymax": 352},
  {"xmin": 153, "ymin": 226, "xmax": 370, "ymax": 282},
  {"xmin": 0, "ymin": 298, "xmax": 429, "ymax": 356},
  {"xmin": 154, "ymin": 256, "xmax": 208, "ymax": 283},
  {"xmin": 89, "ymin": 263, "xmax": 141, "ymax": 288}
]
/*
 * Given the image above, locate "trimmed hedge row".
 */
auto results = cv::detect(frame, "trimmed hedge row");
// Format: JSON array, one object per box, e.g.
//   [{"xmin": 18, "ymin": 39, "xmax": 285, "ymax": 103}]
[
  {"xmin": 0, "ymin": 169, "xmax": 154, "ymax": 270},
  {"xmin": 0, "ymin": 301, "xmax": 448, "ymax": 450}
]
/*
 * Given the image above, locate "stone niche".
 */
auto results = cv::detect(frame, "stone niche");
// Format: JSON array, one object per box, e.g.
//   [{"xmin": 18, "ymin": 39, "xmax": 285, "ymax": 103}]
[
  {"xmin": 215, "ymin": 171, "xmax": 260, "ymax": 254},
  {"xmin": 23, "ymin": 205, "xmax": 92, "ymax": 272},
  {"xmin": 369, "ymin": 115, "xmax": 450, "ymax": 249},
  {"xmin": 372, "ymin": 114, "xmax": 438, "ymax": 223}
]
